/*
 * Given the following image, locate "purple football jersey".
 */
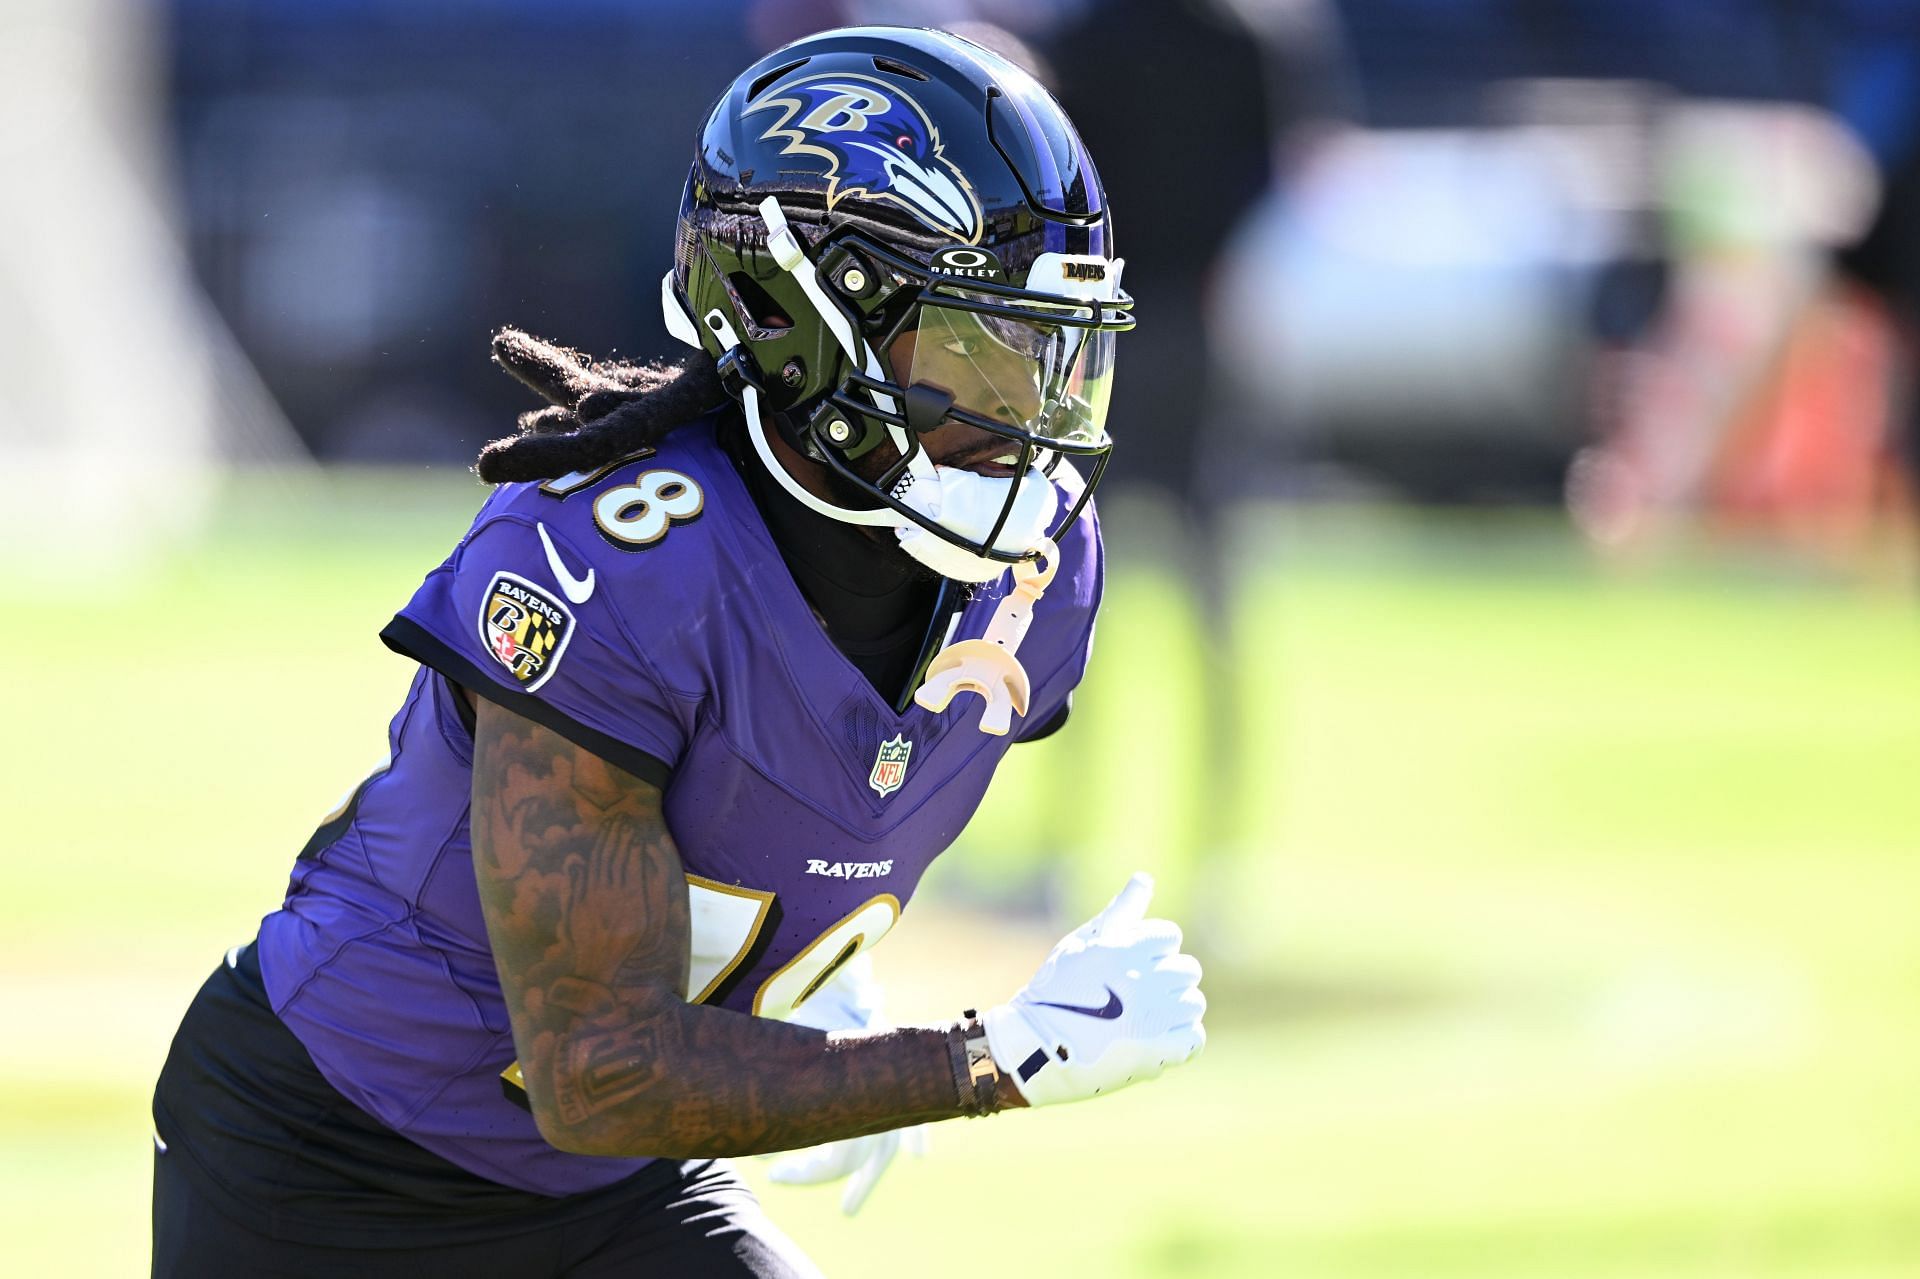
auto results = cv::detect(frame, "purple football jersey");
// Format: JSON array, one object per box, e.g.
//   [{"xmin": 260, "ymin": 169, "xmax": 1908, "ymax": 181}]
[{"xmin": 256, "ymin": 416, "xmax": 1101, "ymax": 1195}]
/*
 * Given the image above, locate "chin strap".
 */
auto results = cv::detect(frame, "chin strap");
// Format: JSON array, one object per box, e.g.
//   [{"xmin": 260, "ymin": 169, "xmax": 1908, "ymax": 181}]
[{"xmin": 914, "ymin": 539, "xmax": 1059, "ymax": 736}]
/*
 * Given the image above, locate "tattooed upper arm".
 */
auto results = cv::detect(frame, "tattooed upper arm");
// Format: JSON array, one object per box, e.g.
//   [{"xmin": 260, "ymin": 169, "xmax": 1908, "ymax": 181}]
[{"xmin": 469, "ymin": 695, "xmax": 692, "ymax": 1146}]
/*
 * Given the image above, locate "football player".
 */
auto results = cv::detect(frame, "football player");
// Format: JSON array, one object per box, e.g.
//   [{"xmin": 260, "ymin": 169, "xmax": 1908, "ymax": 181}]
[{"xmin": 152, "ymin": 27, "xmax": 1206, "ymax": 1276}]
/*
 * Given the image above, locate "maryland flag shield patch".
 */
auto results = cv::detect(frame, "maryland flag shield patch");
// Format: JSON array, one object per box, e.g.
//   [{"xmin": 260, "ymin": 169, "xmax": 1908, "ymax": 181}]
[{"xmin": 478, "ymin": 571, "xmax": 575, "ymax": 692}]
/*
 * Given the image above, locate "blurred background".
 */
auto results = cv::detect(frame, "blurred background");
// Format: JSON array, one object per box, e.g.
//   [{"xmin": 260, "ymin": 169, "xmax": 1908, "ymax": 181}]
[{"xmin": 5, "ymin": 0, "xmax": 1919, "ymax": 1274}]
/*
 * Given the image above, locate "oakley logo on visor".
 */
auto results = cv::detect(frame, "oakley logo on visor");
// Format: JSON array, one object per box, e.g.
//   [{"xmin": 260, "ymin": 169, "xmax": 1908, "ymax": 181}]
[{"xmin": 931, "ymin": 245, "xmax": 1006, "ymax": 282}]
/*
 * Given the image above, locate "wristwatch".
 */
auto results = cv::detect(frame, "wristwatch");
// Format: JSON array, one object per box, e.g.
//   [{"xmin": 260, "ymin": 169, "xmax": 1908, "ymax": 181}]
[{"xmin": 949, "ymin": 1009, "xmax": 1003, "ymax": 1114}]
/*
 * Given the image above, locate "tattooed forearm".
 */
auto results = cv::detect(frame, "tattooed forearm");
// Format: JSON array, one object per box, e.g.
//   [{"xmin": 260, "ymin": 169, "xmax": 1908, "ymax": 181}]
[
  {"xmin": 544, "ymin": 991, "xmax": 973, "ymax": 1154},
  {"xmin": 468, "ymin": 695, "xmax": 1011, "ymax": 1160}
]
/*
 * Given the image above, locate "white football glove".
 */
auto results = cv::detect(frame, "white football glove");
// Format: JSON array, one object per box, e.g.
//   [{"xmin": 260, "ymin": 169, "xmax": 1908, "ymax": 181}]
[
  {"xmin": 766, "ymin": 953, "xmax": 927, "ymax": 1215},
  {"xmin": 982, "ymin": 873, "xmax": 1206, "ymax": 1108}
]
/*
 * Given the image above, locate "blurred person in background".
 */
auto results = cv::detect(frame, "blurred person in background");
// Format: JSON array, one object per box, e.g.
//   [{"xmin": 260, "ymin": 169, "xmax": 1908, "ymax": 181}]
[
  {"xmin": 1826, "ymin": 0, "xmax": 1920, "ymax": 544},
  {"xmin": 150, "ymin": 27, "xmax": 1206, "ymax": 1276},
  {"xmin": 1040, "ymin": 0, "xmax": 1338, "ymax": 911},
  {"xmin": 1044, "ymin": 0, "xmax": 1278, "ymax": 531},
  {"xmin": 1042, "ymin": 0, "xmax": 1276, "ymax": 891}
]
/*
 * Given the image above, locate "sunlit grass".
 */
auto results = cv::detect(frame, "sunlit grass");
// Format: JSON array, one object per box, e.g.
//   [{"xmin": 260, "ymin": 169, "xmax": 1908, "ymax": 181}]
[{"xmin": 5, "ymin": 477, "xmax": 1916, "ymax": 1276}]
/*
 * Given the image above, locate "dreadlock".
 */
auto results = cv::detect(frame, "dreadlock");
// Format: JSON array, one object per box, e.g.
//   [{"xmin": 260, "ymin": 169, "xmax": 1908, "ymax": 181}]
[{"xmin": 474, "ymin": 328, "xmax": 727, "ymax": 484}]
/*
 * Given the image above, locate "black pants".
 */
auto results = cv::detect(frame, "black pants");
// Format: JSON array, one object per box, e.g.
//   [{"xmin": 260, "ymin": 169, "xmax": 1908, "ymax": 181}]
[{"xmin": 152, "ymin": 948, "xmax": 820, "ymax": 1277}]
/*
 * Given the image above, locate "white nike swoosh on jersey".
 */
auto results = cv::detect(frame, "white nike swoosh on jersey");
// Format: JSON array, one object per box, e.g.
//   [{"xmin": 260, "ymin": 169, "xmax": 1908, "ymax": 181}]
[{"xmin": 538, "ymin": 522, "xmax": 596, "ymax": 604}]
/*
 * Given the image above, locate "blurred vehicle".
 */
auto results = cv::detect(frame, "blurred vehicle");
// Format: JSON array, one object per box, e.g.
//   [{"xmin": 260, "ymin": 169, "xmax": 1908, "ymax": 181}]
[{"xmin": 1215, "ymin": 123, "xmax": 1599, "ymax": 503}]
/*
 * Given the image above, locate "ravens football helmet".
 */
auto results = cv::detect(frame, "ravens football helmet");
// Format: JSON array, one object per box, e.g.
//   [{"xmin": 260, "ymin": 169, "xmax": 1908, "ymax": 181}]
[{"xmin": 664, "ymin": 26, "xmax": 1130, "ymax": 578}]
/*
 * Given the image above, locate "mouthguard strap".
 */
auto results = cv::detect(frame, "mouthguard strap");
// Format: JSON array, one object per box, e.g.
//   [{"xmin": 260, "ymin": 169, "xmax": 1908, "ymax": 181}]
[{"xmin": 913, "ymin": 540, "xmax": 1061, "ymax": 735}]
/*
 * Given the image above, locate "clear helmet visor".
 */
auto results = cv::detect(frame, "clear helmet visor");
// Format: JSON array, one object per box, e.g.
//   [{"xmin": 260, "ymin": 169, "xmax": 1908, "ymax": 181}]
[{"xmin": 891, "ymin": 295, "xmax": 1116, "ymax": 449}]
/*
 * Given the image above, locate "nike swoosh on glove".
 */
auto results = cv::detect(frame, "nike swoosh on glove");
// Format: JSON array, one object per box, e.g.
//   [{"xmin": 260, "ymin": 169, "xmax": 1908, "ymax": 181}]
[
  {"xmin": 765, "ymin": 953, "xmax": 927, "ymax": 1215},
  {"xmin": 982, "ymin": 873, "xmax": 1207, "ymax": 1108}
]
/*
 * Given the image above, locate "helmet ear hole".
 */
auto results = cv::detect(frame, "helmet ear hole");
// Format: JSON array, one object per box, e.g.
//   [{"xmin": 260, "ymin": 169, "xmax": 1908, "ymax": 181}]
[{"xmin": 726, "ymin": 272, "xmax": 793, "ymax": 334}]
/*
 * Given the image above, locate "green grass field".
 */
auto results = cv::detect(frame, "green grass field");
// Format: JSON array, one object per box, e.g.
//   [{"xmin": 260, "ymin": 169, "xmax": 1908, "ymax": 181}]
[{"xmin": 6, "ymin": 475, "xmax": 1917, "ymax": 1276}]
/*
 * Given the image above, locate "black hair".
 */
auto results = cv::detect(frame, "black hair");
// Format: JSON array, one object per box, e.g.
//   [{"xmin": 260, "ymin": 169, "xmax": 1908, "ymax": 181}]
[{"xmin": 475, "ymin": 328, "xmax": 727, "ymax": 484}]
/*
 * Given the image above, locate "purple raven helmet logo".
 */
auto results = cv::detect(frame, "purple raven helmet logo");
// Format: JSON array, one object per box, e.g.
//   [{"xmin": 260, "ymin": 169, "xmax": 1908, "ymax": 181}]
[{"xmin": 746, "ymin": 72, "xmax": 984, "ymax": 243}]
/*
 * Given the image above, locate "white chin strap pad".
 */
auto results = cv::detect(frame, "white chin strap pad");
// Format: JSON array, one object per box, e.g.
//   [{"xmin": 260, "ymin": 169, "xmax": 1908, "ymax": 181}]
[{"xmin": 894, "ymin": 465, "xmax": 1056, "ymax": 583}]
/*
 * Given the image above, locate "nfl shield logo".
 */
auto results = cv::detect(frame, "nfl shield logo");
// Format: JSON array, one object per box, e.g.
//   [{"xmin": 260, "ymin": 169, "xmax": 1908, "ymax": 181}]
[{"xmin": 868, "ymin": 734, "xmax": 913, "ymax": 798}]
